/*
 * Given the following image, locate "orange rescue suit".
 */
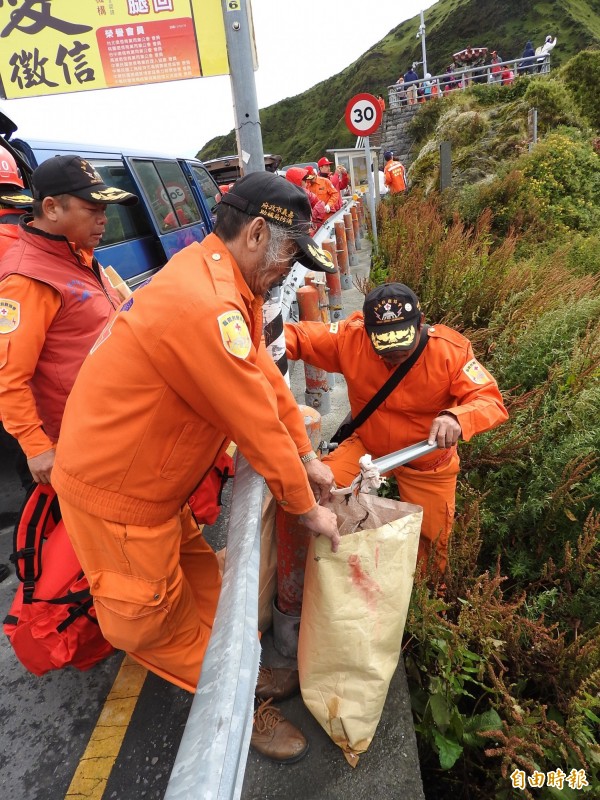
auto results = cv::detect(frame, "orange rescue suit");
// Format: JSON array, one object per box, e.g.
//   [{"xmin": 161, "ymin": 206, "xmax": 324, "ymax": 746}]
[
  {"xmin": 384, "ymin": 159, "xmax": 407, "ymax": 194},
  {"xmin": 308, "ymin": 176, "xmax": 341, "ymax": 218},
  {"xmin": 285, "ymin": 314, "xmax": 508, "ymax": 573},
  {"xmin": 54, "ymin": 233, "xmax": 317, "ymax": 691}
]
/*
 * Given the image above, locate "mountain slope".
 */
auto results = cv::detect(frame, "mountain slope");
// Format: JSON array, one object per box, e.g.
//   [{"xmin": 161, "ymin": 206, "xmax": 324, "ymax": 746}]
[{"xmin": 198, "ymin": 0, "xmax": 600, "ymax": 164}]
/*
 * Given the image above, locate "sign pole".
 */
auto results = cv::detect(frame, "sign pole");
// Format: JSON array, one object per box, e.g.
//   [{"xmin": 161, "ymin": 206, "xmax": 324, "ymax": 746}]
[
  {"xmin": 344, "ymin": 93, "xmax": 382, "ymax": 253},
  {"xmin": 222, "ymin": 0, "xmax": 265, "ymax": 175},
  {"xmin": 364, "ymin": 135, "xmax": 378, "ymax": 250}
]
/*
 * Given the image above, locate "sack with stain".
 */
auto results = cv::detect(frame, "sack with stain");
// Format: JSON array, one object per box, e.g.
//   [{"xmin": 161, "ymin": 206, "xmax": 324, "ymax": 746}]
[{"xmin": 298, "ymin": 492, "xmax": 422, "ymax": 766}]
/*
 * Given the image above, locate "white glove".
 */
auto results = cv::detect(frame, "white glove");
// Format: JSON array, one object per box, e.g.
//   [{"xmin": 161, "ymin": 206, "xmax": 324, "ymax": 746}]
[
  {"xmin": 324, "ymin": 204, "xmax": 331, "ymax": 213},
  {"xmin": 358, "ymin": 454, "xmax": 384, "ymax": 492},
  {"xmin": 331, "ymin": 453, "xmax": 385, "ymax": 497}
]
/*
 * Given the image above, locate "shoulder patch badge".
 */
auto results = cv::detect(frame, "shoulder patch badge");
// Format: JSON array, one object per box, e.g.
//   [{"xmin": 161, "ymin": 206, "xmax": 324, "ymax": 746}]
[
  {"xmin": 463, "ymin": 358, "xmax": 489, "ymax": 385},
  {"xmin": 218, "ymin": 310, "xmax": 251, "ymax": 359},
  {"xmin": 329, "ymin": 322, "xmax": 339, "ymax": 334},
  {"xmin": 0, "ymin": 298, "xmax": 20, "ymax": 334}
]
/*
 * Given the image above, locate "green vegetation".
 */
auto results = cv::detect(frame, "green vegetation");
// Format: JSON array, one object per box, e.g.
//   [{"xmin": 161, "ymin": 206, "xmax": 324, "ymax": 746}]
[
  {"xmin": 198, "ymin": 0, "xmax": 600, "ymax": 164},
  {"xmin": 372, "ymin": 51, "xmax": 600, "ymax": 799}
]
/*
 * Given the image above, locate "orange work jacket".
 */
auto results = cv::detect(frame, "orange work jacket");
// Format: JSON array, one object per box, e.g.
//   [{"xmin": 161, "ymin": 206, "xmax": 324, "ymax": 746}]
[
  {"xmin": 0, "ymin": 222, "xmax": 119, "ymax": 457},
  {"xmin": 285, "ymin": 313, "xmax": 508, "ymax": 470},
  {"xmin": 53, "ymin": 233, "xmax": 316, "ymax": 526},
  {"xmin": 384, "ymin": 160, "xmax": 407, "ymax": 194},
  {"xmin": 308, "ymin": 176, "xmax": 341, "ymax": 218}
]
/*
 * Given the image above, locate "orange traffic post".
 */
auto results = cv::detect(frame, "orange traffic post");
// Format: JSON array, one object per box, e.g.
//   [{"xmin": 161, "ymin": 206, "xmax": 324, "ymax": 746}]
[
  {"xmin": 344, "ymin": 211, "xmax": 358, "ymax": 267},
  {"xmin": 350, "ymin": 204, "xmax": 361, "ymax": 250},
  {"xmin": 296, "ymin": 285, "xmax": 331, "ymax": 414},
  {"xmin": 321, "ymin": 239, "xmax": 343, "ymax": 321},
  {"xmin": 334, "ymin": 219, "xmax": 352, "ymax": 290},
  {"xmin": 357, "ymin": 197, "xmax": 366, "ymax": 232},
  {"xmin": 273, "ymin": 406, "xmax": 322, "ymax": 656}
]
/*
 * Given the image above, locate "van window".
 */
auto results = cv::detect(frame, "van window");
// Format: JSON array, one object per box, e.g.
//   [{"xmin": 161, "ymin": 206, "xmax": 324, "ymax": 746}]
[
  {"xmin": 131, "ymin": 159, "xmax": 201, "ymax": 232},
  {"xmin": 88, "ymin": 160, "xmax": 153, "ymax": 247},
  {"xmin": 188, "ymin": 163, "xmax": 220, "ymax": 214}
]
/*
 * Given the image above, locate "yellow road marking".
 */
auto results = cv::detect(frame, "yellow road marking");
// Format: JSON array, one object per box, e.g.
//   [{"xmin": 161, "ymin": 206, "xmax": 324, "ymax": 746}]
[{"xmin": 65, "ymin": 655, "xmax": 147, "ymax": 800}]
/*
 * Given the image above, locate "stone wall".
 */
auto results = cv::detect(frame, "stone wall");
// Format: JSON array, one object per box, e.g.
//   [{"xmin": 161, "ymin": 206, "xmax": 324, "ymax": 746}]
[{"xmin": 380, "ymin": 105, "xmax": 421, "ymax": 168}]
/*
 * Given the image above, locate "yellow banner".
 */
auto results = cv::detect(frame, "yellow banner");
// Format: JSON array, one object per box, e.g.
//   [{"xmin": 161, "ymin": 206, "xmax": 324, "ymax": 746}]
[{"xmin": 0, "ymin": 0, "xmax": 228, "ymax": 99}]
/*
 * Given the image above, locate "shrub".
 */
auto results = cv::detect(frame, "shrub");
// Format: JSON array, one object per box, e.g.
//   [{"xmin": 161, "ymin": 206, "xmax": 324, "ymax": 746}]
[
  {"xmin": 374, "ymin": 194, "xmax": 516, "ymax": 328},
  {"xmin": 560, "ymin": 50, "xmax": 600, "ymax": 131},
  {"xmin": 523, "ymin": 79, "xmax": 582, "ymax": 135}
]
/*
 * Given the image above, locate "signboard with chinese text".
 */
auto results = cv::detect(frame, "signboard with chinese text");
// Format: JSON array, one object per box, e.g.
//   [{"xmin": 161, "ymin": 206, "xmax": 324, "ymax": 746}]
[{"xmin": 0, "ymin": 0, "xmax": 229, "ymax": 99}]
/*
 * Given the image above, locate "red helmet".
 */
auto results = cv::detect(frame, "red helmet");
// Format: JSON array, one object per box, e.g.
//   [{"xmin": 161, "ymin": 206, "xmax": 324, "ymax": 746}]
[
  {"xmin": 285, "ymin": 167, "xmax": 309, "ymax": 187},
  {"xmin": 0, "ymin": 145, "xmax": 24, "ymax": 188},
  {"xmin": 0, "ymin": 145, "xmax": 31, "ymax": 208},
  {"xmin": 318, "ymin": 157, "xmax": 333, "ymax": 168}
]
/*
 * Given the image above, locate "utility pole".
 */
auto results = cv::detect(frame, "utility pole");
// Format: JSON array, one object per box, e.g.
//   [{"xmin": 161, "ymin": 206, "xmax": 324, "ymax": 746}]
[
  {"xmin": 416, "ymin": 10, "xmax": 428, "ymax": 78},
  {"xmin": 221, "ymin": 0, "xmax": 265, "ymax": 175}
]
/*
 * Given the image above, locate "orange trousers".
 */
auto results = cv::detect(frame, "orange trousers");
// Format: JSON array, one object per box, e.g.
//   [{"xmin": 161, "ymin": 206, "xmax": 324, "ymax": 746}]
[
  {"xmin": 323, "ymin": 434, "xmax": 460, "ymax": 574},
  {"xmin": 58, "ymin": 498, "xmax": 221, "ymax": 693}
]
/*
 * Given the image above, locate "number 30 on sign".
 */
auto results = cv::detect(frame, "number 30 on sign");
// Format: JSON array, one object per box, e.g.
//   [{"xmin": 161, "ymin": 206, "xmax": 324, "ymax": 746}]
[{"xmin": 344, "ymin": 93, "xmax": 383, "ymax": 137}]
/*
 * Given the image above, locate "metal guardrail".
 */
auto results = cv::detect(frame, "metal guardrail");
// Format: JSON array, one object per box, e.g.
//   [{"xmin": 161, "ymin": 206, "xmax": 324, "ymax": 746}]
[
  {"xmin": 387, "ymin": 55, "xmax": 550, "ymax": 108},
  {"xmin": 164, "ymin": 454, "xmax": 263, "ymax": 800}
]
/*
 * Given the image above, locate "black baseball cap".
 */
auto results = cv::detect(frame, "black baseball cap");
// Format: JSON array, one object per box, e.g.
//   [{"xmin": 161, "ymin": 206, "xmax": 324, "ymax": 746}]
[
  {"xmin": 219, "ymin": 172, "xmax": 336, "ymax": 274},
  {"xmin": 363, "ymin": 283, "xmax": 422, "ymax": 354},
  {"xmin": 32, "ymin": 155, "xmax": 138, "ymax": 206}
]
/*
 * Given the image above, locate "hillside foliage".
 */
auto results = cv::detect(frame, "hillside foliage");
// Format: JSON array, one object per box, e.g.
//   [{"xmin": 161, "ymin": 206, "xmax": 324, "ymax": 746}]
[
  {"xmin": 198, "ymin": 0, "xmax": 600, "ymax": 164},
  {"xmin": 370, "ymin": 51, "xmax": 600, "ymax": 799}
]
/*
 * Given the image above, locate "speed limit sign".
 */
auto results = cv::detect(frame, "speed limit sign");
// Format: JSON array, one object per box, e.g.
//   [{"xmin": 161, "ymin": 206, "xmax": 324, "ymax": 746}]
[{"xmin": 344, "ymin": 93, "xmax": 382, "ymax": 137}]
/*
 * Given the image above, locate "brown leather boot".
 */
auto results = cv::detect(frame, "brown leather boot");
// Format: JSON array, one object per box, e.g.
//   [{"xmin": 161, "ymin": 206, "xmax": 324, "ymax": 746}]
[
  {"xmin": 255, "ymin": 666, "xmax": 300, "ymax": 702},
  {"xmin": 251, "ymin": 699, "xmax": 309, "ymax": 763}
]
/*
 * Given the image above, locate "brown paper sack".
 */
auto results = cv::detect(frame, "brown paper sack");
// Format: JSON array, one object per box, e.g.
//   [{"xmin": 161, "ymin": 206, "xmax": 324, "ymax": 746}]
[
  {"xmin": 258, "ymin": 491, "xmax": 278, "ymax": 633},
  {"xmin": 298, "ymin": 493, "xmax": 422, "ymax": 766}
]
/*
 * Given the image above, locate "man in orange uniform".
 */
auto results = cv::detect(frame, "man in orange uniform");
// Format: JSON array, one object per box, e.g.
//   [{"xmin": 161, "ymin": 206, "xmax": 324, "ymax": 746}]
[
  {"xmin": 0, "ymin": 155, "xmax": 137, "ymax": 485},
  {"xmin": 306, "ymin": 159, "xmax": 341, "ymax": 219},
  {"xmin": 285, "ymin": 283, "xmax": 508, "ymax": 575},
  {"xmin": 52, "ymin": 172, "xmax": 340, "ymax": 763},
  {"xmin": 285, "ymin": 166, "xmax": 327, "ymax": 231},
  {"xmin": 317, "ymin": 156, "xmax": 349, "ymax": 194},
  {"xmin": 383, "ymin": 150, "xmax": 408, "ymax": 194}
]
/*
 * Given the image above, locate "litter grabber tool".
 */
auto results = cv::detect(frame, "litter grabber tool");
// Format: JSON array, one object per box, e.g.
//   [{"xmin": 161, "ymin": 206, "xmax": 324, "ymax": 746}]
[{"xmin": 331, "ymin": 439, "xmax": 439, "ymax": 498}]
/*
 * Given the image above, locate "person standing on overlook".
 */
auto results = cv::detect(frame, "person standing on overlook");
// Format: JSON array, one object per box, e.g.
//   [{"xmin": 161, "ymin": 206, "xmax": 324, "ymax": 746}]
[{"xmin": 403, "ymin": 64, "xmax": 420, "ymax": 105}]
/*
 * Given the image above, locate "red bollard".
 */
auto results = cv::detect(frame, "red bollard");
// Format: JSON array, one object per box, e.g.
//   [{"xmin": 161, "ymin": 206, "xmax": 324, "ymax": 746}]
[
  {"xmin": 334, "ymin": 220, "xmax": 352, "ymax": 289},
  {"xmin": 274, "ymin": 406, "xmax": 322, "ymax": 655},
  {"xmin": 351, "ymin": 205, "xmax": 361, "ymax": 250},
  {"xmin": 296, "ymin": 285, "xmax": 330, "ymax": 413},
  {"xmin": 344, "ymin": 211, "xmax": 358, "ymax": 266},
  {"xmin": 321, "ymin": 240, "xmax": 343, "ymax": 321}
]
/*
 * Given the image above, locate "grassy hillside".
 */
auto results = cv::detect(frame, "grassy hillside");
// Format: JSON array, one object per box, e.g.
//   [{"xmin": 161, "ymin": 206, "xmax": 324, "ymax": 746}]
[{"xmin": 198, "ymin": 0, "xmax": 600, "ymax": 163}]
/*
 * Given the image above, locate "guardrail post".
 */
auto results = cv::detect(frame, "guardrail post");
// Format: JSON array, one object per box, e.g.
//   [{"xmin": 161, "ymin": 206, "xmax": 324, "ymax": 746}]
[
  {"xmin": 350, "ymin": 205, "xmax": 361, "ymax": 250},
  {"xmin": 334, "ymin": 219, "xmax": 352, "ymax": 290},
  {"xmin": 344, "ymin": 211, "xmax": 358, "ymax": 267},
  {"xmin": 321, "ymin": 239, "xmax": 344, "ymax": 322},
  {"xmin": 296, "ymin": 285, "xmax": 331, "ymax": 414},
  {"xmin": 272, "ymin": 406, "xmax": 321, "ymax": 657}
]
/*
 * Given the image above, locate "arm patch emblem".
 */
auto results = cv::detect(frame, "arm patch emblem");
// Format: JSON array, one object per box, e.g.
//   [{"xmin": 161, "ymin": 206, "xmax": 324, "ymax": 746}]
[
  {"xmin": 218, "ymin": 310, "xmax": 251, "ymax": 359},
  {"xmin": 463, "ymin": 358, "xmax": 490, "ymax": 385},
  {"xmin": 0, "ymin": 298, "xmax": 20, "ymax": 334}
]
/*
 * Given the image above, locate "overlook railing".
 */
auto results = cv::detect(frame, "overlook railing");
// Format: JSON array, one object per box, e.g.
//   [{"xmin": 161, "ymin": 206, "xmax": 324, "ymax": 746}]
[{"xmin": 387, "ymin": 55, "xmax": 550, "ymax": 109}]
